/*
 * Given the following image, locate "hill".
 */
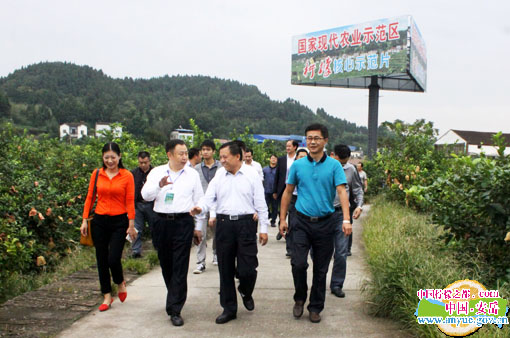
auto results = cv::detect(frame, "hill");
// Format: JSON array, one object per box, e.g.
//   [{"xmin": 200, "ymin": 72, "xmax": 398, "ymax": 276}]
[{"xmin": 0, "ymin": 62, "xmax": 369, "ymax": 148}]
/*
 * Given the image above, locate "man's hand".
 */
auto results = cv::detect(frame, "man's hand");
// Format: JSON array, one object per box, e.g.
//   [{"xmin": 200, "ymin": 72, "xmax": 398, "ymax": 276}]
[
  {"xmin": 279, "ymin": 219, "xmax": 288, "ymax": 238},
  {"xmin": 253, "ymin": 213, "xmax": 258, "ymax": 221},
  {"xmin": 259, "ymin": 233, "xmax": 268, "ymax": 246},
  {"xmin": 353, "ymin": 207, "xmax": 362, "ymax": 219},
  {"xmin": 272, "ymin": 193, "xmax": 278, "ymax": 200},
  {"xmin": 342, "ymin": 222, "xmax": 352, "ymax": 236},
  {"xmin": 208, "ymin": 217, "xmax": 216, "ymax": 228},
  {"xmin": 193, "ymin": 230, "xmax": 202, "ymax": 245},
  {"xmin": 190, "ymin": 206, "xmax": 202, "ymax": 216},
  {"xmin": 159, "ymin": 176, "xmax": 171, "ymax": 188}
]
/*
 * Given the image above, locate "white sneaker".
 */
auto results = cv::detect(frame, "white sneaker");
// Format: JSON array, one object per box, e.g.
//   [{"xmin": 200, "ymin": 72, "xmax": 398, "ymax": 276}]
[
  {"xmin": 193, "ymin": 264, "xmax": 206, "ymax": 274},
  {"xmin": 212, "ymin": 255, "xmax": 218, "ymax": 265}
]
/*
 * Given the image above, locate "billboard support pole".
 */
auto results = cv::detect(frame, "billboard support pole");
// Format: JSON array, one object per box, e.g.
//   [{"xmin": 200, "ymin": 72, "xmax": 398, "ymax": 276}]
[{"xmin": 367, "ymin": 76, "xmax": 379, "ymax": 159}]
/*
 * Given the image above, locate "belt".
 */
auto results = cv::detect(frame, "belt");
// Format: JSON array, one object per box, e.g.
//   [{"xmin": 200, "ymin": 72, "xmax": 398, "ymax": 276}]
[
  {"xmin": 217, "ymin": 214, "xmax": 254, "ymax": 221},
  {"xmin": 334, "ymin": 206, "xmax": 341, "ymax": 211},
  {"xmin": 156, "ymin": 212, "xmax": 190, "ymax": 220},
  {"xmin": 296, "ymin": 211, "xmax": 334, "ymax": 223}
]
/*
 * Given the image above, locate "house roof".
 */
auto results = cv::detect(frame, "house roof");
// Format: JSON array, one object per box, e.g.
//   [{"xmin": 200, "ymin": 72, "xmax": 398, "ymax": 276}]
[
  {"xmin": 451, "ymin": 130, "xmax": 510, "ymax": 146},
  {"xmin": 61, "ymin": 123, "xmax": 86, "ymax": 127}
]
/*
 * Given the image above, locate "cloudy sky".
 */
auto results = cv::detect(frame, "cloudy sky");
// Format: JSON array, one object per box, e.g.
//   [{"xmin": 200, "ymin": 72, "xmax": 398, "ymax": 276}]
[{"xmin": 1, "ymin": 0, "xmax": 509, "ymax": 136}]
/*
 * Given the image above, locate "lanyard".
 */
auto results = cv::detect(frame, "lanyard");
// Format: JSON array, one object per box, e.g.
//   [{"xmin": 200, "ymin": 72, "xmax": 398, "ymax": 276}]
[{"xmin": 167, "ymin": 169, "xmax": 184, "ymax": 185}]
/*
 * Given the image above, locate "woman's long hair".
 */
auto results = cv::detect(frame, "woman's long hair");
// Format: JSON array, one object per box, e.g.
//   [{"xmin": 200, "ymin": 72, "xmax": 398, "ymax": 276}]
[{"xmin": 101, "ymin": 142, "xmax": 125, "ymax": 169}]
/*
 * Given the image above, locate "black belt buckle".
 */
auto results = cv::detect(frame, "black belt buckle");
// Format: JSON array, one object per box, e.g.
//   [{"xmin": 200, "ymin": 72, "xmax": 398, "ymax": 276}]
[
  {"xmin": 167, "ymin": 214, "xmax": 175, "ymax": 220},
  {"xmin": 310, "ymin": 216, "xmax": 319, "ymax": 222},
  {"xmin": 230, "ymin": 215, "xmax": 239, "ymax": 221}
]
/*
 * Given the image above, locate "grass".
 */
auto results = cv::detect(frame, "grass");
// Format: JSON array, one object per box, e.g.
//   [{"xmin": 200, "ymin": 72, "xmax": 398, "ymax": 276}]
[
  {"xmin": 1, "ymin": 246, "xmax": 97, "ymax": 304},
  {"xmin": 362, "ymin": 196, "xmax": 510, "ymax": 337},
  {"xmin": 1, "ymin": 241, "xmax": 159, "ymax": 304}
]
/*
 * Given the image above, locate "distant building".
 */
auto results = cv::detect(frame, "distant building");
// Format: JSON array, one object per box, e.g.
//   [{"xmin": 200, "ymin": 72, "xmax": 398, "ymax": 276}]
[
  {"xmin": 95, "ymin": 122, "xmax": 122, "ymax": 137},
  {"xmin": 60, "ymin": 123, "xmax": 87, "ymax": 139},
  {"xmin": 435, "ymin": 129, "xmax": 510, "ymax": 157},
  {"xmin": 170, "ymin": 128, "xmax": 194, "ymax": 143},
  {"xmin": 252, "ymin": 134, "xmax": 306, "ymax": 147}
]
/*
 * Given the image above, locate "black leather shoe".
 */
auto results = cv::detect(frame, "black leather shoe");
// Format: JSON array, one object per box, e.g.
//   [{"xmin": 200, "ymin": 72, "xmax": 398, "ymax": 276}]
[
  {"xmin": 331, "ymin": 288, "xmax": 345, "ymax": 298},
  {"xmin": 170, "ymin": 314, "xmax": 184, "ymax": 326},
  {"xmin": 238, "ymin": 287, "xmax": 254, "ymax": 311},
  {"xmin": 309, "ymin": 311, "xmax": 321, "ymax": 323},
  {"xmin": 276, "ymin": 232, "xmax": 283, "ymax": 240},
  {"xmin": 215, "ymin": 311, "xmax": 237, "ymax": 324},
  {"xmin": 293, "ymin": 300, "xmax": 304, "ymax": 318}
]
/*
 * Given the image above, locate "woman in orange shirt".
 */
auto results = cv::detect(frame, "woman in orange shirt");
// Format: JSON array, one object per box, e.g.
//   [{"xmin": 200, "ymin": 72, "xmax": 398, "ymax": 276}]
[{"xmin": 81, "ymin": 142, "xmax": 137, "ymax": 312}]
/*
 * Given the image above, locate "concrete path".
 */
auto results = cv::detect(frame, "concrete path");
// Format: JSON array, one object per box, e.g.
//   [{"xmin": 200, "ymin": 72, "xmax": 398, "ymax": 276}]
[{"xmin": 59, "ymin": 206, "xmax": 409, "ymax": 337}]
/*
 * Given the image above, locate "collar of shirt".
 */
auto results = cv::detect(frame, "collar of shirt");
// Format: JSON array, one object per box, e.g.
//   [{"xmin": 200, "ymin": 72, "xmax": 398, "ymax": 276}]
[
  {"xmin": 201, "ymin": 160, "xmax": 219, "ymax": 169},
  {"xmin": 99, "ymin": 167, "xmax": 127, "ymax": 178},
  {"xmin": 306, "ymin": 152, "xmax": 327, "ymax": 163}
]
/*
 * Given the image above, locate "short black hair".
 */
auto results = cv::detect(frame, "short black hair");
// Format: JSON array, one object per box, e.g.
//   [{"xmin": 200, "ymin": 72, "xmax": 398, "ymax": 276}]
[
  {"xmin": 334, "ymin": 144, "xmax": 351, "ymax": 159},
  {"xmin": 200, "ymin": 139, "xmax": 216, "ymax": 151},
  {"xmin": 296, "ymin": 148, "xmax": 308, "ymax": 158},
  {"xmin": 188, "ymin": 147, "xmax": 200, "ymax": 160},
  {"xmin": 287, "ymin": 140, "xmax": 299, "ymax": 149},
  {"xmin": 359, "ymin": 162, "xmax": 364, "ymax": 168},
  {"xmin": 138, "ymin": 151, "xmax": 150, "ymax": 159},
  {"xmin": 270, "ymin": 154, "xmax": 278, "ymax": 158},
  {"xmin": 245, "ymin": 148, "xmax": 253, "ymax": 155},
  {"xmin": 233, "ymin": 140, "xmax": 246, "ymax": 152},
  {"xmin": 219, "ymin": 141, "xmax": 243, "ymax": 161},
  {"xmin": 305, "ymin": 123, "xmax": 328, "ymax": 139},
  {"xmin": 165, "ymin": 139, "xmax": 186, "ymax": 153}
]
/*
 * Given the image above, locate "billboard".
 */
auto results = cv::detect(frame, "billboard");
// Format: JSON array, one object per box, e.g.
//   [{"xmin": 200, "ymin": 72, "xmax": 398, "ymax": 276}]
[{"xmin": 291, "ymin": 15, "xmax": 426, "ymax": 92}]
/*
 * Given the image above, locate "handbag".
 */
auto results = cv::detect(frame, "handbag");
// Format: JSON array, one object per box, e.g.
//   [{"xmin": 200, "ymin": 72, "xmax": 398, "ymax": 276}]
[{"xmin": 80, "ymin": 169, "xmax": 99, "ymax": 246}]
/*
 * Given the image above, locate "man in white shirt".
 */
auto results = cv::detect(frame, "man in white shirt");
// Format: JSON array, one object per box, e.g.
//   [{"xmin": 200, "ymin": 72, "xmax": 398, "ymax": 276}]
[
  {"xmin": 191, "ymin": 141, "xmax": 269, "ymax": 325},
  {"xmin": 244, "ymin": 148, "xmax": 263, "ymax": 181},
  {"xmin": 142, "ymin": 139, "xmax": 205, "ymax": 327}
]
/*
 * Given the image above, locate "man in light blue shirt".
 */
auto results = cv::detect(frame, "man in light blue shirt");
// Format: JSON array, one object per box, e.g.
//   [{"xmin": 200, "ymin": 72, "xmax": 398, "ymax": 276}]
[{"xmin": 280, "ymin": 123, "xmax": 350, "ymax": 324}]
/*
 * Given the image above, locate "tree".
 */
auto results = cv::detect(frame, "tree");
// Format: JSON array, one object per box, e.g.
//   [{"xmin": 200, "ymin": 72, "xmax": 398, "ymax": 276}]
[{"xmin": 0, "ymin": 91, "xmax": 11, "ymax": 118}]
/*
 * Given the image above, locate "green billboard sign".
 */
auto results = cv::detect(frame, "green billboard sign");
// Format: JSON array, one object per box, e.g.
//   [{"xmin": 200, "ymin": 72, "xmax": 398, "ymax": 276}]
[{"xmin": 291, "ymin": 15, "xmax": 426, "ymax": 92}]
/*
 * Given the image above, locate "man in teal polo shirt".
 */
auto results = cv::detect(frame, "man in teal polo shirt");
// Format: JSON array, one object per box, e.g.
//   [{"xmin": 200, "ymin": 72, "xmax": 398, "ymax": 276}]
[{"xmin": 280, "ymin": 123, "xmax": 351, "ymax": 323}]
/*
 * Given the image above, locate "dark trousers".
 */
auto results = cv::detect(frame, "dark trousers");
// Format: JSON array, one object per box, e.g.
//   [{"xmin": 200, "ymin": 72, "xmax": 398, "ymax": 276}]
[
  {"xmin": 264, "ymin": 193, "xmax": 278, "ymax": 224},
  {"xmin": 153, "ymin": 214, "xmax": 194, "ymax": 316},
  {"xmin": 216, "ymin": 216, "xmax": 258, "ymax": 315},
  {"xmin": 132, "ymin": 201, "xmax": 155, "ymax": 254},
  {"xmin": 286, "ymin": 196, "xmax": 297, "ymax": 256},
  {"xmin": 91, "ymin": 213, "xmax": 129, "ymax": 294},
  {"xmin": 291, "ymin": 212, "xmax": 336, "ymax": 313}
]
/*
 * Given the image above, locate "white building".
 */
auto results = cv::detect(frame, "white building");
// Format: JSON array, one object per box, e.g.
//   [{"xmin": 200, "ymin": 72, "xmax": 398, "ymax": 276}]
[
  {"xmin": 170, "ymin": 128, "xmax": 194, "ymax": 143},
  {"xmin": 435, "ymin": 129, "xmax": 510, "ymax": 157},
  {"xmin": 60, "ymin": 123, "xmax": 87, "ymax": 139},
  {"xmin": 95, "ymin": 122, "xmax": 122, "ymax": 138}
]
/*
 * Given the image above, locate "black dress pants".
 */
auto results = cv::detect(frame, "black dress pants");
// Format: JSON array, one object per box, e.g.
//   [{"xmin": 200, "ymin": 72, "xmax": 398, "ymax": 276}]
[
  {"xmin": 216, "ymin": 216, "xmax": 258, "ymax": 315},
  {"xmin": 153, "ymin": 214, "xmax": 194, "ymax": 316},
  {"xmin": 91, "ymin": 213, "xmax": 129, "ymax": 294},
  {"xmin": 291, "ymin": 212, "xmax": 336, "ymax": 313}
]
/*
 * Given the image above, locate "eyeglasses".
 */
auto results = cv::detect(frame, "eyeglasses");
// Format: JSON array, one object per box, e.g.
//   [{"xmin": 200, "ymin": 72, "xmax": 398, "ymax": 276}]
[{"xmin": 306, "ymin": 136, "xmax": 324, "ymax": 142}]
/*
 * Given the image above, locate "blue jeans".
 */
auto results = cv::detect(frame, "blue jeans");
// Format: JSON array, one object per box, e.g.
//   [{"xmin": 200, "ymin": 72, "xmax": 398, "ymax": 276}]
[
  {"xmin": 132, "ymin": 201, "xmax": 155, "ymax": 254},
  {"xmin": 330, "ymin": 211, "xmax": 349, "ymax": 290}
]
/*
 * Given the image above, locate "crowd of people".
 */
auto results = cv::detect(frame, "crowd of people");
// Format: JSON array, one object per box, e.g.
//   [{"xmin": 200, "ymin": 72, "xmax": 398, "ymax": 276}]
[{"xmin": 81, "ymin": 123, "xmax": 368, "ymax": 326}]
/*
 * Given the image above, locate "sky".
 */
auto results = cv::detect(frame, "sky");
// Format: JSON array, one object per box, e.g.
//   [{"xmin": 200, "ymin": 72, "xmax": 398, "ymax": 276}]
[{"xmin": 1, "ymin": 0, "xmax": 509, "ymax": 136}]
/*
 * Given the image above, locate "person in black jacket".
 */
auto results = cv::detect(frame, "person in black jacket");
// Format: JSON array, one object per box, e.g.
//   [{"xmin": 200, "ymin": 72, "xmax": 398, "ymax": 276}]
[
  {"xmin": 273, "ymin": 140, "xmax": 298, "ymax": 253},
  {"xmin": 130, "ymin": 151, "xmax": 155, "ymax": 258}
]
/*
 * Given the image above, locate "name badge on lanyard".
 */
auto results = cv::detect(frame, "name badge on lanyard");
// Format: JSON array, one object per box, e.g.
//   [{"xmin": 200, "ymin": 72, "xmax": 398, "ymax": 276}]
[
  {"xmin": 165, "ymin": 169, "xmax": 184, "ymax": 205},
  {"xmin": 165, "ymin": 192, "xmax": 174, "ymax": 205}
]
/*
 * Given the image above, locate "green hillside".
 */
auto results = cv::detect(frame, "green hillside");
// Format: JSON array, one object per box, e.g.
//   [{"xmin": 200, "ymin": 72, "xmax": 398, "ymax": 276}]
[{"xmin": 0, "ymin": 62, "xmax": 369, "ymax": 148}]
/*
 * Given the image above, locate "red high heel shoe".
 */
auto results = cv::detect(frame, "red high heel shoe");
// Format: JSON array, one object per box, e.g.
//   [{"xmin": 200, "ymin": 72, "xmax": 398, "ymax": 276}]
[
  {"xmin": 99, "ymin": 298, "xmax": 114, "ymax": 312},
  {"xmin": 118, "ymin": 281, "xmax": 127, "ymax": 302}
]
